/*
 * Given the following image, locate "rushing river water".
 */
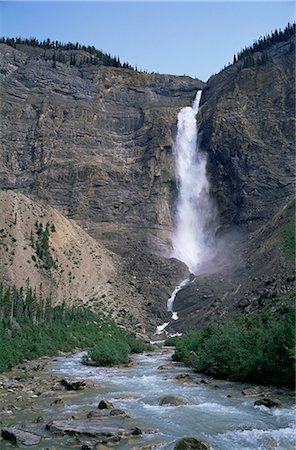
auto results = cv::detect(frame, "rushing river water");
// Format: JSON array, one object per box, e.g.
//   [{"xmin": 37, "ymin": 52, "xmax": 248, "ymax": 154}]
[{"xmin": 47, "ymin": 348, "xmax": 295, "ymax": 450}]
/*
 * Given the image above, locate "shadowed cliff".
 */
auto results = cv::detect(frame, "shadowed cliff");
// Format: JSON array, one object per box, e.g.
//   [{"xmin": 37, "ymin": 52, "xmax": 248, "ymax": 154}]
[{"xmin": 173, "ymin": 33, "xmax": 295, "ymax": 331}]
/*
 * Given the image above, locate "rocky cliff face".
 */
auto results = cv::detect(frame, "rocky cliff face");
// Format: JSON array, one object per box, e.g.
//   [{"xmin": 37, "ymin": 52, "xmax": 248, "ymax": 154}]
[
  {"xmin": 0, "ymin": 37, "xmax": 294, "ymax": 335},
  {"xmin": 199, "ymin": 37, "xmax": 294, "ymax": 230},
  {"xmin": 173, "ymin": 36, "xmax": 295, "ymax": 331},
  {"xmin": 0, "ymin": 44, "xmax": 202, "ymax": 233},
  {"xmin": 0, "ymin": 43, "xmax": 202, "ymax": 332}
]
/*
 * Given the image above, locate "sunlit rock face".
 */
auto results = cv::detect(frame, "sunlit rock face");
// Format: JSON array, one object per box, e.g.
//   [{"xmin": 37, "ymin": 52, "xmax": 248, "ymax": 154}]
[
  {"xmin": 0, "ymin": 43, "xmax": 203, "ymax": 237},
  {"xmin": 0, "ymin": 43, "xmax": 203, "ymax": 331}
]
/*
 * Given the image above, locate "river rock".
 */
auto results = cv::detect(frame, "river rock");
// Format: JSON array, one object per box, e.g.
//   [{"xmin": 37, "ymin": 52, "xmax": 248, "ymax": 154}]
[
  {"xmin": 81, "ymin": 436, "xmax": 121, "ymax": 449},
  {"xmin": 176, "ymin": 374, "xmax": 193, "ymax": 383},
  {"xmin": 87, "ymin": 410, "xmax": 109, "ymax": 418},
  {"xmin": 60, "ymin": 378, "xmax": 86, "ymax": 390},
  {"xmin": 160, "ymin": 395, "xmax": 189, "ymax": 406},
  {"xmin": 46, "ymin": 419, "xmax": 141, "ymax": 439},
  {"xmin": 241, "ymin": 387, "xmax": 264, "ymax": 397},
  {"xmin": 35, "ymin": 416, "xmax": 44, "ymax": 423},
  {"xmin": 1, "ymin": 427, "xmax": 41, "ymax": 446},
  {"xmin": 174, "ymin": 437, "xmax": 211, "ymax": 450},
  {"xmin": 254, "ymin": 398, "xmax": 282, "ymax": 408},
  {"xmin": 110, "ymin": 409, "xmax": 129, "ymax": 417},
  {"xmin": 98, "ymin": 400, "xmax": 114, "ymax": 409},
  {"xmin": 157, "ymin": 365, "xmax": 175, "ymax": 370},
  {"xmin": 51, "ymin": 398, "xmax": 64, "ymax": 406}
]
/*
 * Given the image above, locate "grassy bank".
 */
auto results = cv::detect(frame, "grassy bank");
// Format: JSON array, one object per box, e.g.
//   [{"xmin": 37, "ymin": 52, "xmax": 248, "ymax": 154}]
[
  {"xmin": 168, "ymin": 295, "xmax": 295, "ymax": 387},
  {"xmin": 0, "ymin": 284, "xmax": 150, "ymax": 372}
]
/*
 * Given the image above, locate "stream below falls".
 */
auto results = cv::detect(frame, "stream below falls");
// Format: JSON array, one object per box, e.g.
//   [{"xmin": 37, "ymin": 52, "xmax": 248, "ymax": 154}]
[{"xmin": 1, "ymin": 348, "xmax": 295, "ymax": 449}]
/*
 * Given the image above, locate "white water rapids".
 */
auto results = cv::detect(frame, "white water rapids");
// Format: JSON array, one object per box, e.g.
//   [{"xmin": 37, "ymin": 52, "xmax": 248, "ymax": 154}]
[{"xmin": 47, "ymin": 350, "xmax": 295, "ymax": 450}]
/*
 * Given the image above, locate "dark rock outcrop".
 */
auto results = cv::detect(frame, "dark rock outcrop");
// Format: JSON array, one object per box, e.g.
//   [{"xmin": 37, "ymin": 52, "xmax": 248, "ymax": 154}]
[
  {"xmin": 60, "ymin": 378, "xmax": 86, "ymax": 390},
  {"xmin": 254, "ymin": 398, "xmax": 282, "ymax": 408},
  {"xmin": 159, "ymin": 395, "xmax": 189, "ymax": 406},
  {"xmin": 46, "ymin": 419, "xmax": 141, "ymax": 438},
  {"xmin": 174, "ymin": 437, "xmax": 211, "ymax": 450},
  {"xmin": 1, "ymin": 427, "xmax": 41, "ymax": 446},
  {"xmin": 98, "ymin": 400, "xmax": 114, "ymax": 410},
  {"xmin": 175, "ymin": 374, "xmax": 193, "ymax": 383}
]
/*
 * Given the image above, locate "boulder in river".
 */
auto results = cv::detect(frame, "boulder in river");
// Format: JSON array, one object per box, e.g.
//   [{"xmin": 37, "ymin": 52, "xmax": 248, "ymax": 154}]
[
  {"xmin": 241, "ymin": 386, "xmax": 264, "ymax": 397},
  {"xmin": 46, "ymin": 419, "xmax": 142, "ymax": 440},
  {"xmin": 60, "ymin": 377, "xmax": 86, "ymax": 390},
  {"xmin": 160, "ymin": 395, "xmax": 189, "ymax": 406},
  {"xmin": 174, "ymin": 437, "xmax": 211, "ymax": 450},
  {"xmin": 254, "ymin": 398, "xmax": 282, "ymax": 408},
  {"xmin": 98, "ymin": 400, "xmax": 114, "ymax": 409},
  {"xmin": 176, "ymin": 374, "xmax": 193, "ymax": 383},
  {"xmin": 1, "ymin": 427, "xmax": 41, "ymax": 446},
  {"xmin": 81, "ymin": 435, "xmax": 122, "ymax": 448},
  {"xmin": 51, "ymin": 398, "xmax": 65, "ymax": 406},
  {"xmin": 110, "ymin": 409, "xmax": 129, "ymax": 417},
  {"xmin": 87, "ymin": 409, "xmax": 109, "ymax": 418},
  {"xmin": 157, "ymin": 364, "xmax": 175, "ymax": 370}
]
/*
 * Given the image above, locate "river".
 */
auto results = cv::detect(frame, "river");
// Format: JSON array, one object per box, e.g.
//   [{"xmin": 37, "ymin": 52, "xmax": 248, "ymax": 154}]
[
  {"xmin": 49, "ymin": 348, "xmax": 295, "ymax": 449},
  {"xmin": 1, "ymin": 348, "xmax": 295, "ymax": 449}
]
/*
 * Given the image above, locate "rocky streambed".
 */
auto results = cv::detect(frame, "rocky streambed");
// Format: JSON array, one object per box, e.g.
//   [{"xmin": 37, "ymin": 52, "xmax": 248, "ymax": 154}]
[{"xmin": 0, "ymin": 348, "xmax": 295, "ymax": 449}]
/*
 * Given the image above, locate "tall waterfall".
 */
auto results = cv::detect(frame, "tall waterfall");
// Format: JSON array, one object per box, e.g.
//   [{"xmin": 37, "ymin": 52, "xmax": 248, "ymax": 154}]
[
  {"xmin": 157, "ymin": 91, "xmax": 216, "ymax": 332},
  {"xmin": 172, "ymin": 90, "xmax": 214, "ymax": 275}
]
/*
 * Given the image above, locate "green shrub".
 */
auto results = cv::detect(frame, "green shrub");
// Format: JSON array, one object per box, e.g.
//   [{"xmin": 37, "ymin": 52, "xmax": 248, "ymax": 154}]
[
  {"xmin": 83, "ymin": 337, "xmax": 130, "ymax": 366},
  {"xmin": 173, "ymin": 307, "xmax": 295, "ymax": 387},
  {"xmin": 82, "ymin": 325, "xmax": 152, "ymax": 366}
]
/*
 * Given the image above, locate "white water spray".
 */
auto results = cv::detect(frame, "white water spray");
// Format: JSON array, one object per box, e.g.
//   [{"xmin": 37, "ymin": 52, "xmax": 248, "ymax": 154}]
[
  {"xmin": 156, "ymin": 91, "xmax": 216, "ymax": 333},
  {"xmin": 172, "ymin": 90, "xmax": 214, "ymax": 275}
]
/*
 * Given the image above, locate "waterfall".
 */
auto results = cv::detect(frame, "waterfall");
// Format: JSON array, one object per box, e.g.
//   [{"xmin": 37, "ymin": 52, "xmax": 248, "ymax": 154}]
[
  {"xmin": 172, "ymin": 90, "xmax": 214, "ymax": 275},
  {"xmin": 157, "ymin": 91, "xmax": 216, "ymax": 332}
]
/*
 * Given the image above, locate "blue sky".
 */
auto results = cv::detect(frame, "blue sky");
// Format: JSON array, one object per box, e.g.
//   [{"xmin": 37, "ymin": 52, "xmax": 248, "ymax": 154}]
[{"xmin": 0, "ymin": 1, "xmax": 295, "ymax": 81}]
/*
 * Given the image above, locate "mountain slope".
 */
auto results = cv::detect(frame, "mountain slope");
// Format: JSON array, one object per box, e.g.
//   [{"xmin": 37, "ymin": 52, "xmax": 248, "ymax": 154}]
[
  {"xmin": 173, "ymin": 33, "xmax": 295, "ymax": 330},
  {"xmin": 0, "ymin": 42, "xmax": 202, "ymax": 331}
]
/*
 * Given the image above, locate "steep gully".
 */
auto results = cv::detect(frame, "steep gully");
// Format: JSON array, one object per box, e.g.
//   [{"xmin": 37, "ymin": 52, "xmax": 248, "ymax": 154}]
[{"xmin": 157, "ymin": 90, "xmax": 216, "ymax": 335}]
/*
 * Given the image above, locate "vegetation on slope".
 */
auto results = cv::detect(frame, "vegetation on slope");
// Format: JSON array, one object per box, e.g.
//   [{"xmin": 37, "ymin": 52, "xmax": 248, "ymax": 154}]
[
  {"xmin": 82, "ymin": 324, "xmax": 152, "ymax": 366},
  {"xmin": 219, "ymin": 22, "xmax": 295, "ymax": 71},
  {"xmin": 167, "ymin": 293, "xmax": 295, "ymax": 387},
  {"xmin": 234, "ymin": 22, "xmax": 295, "ymax": 64},
  {"xmin": 0, "ymin": 283, "xmax": 150, "ymax": 372},
  {"xmin": 0, "ymin": 36, "xmax": 134, "ymax": 69}
]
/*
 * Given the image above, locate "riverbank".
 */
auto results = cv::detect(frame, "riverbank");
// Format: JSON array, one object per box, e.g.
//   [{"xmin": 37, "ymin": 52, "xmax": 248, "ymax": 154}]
[{"xmin": 0, "ymin": 348, "xmax": 295, "ymax": 449}]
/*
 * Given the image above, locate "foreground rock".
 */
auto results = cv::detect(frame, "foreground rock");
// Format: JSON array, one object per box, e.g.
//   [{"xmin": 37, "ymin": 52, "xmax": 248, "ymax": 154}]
[
  {"xmin": 241, "ymin": 387, "xmax": 264, "ymax": 397},
  {"xmin": 46, "ymin": 419, "xmax": 142, "ymax": 440},
  {"xmin": 174, "ymin": 437, "xmax": 211, "ymax": 449},
  {"xmin": 1, "ymin": 427, "xmax": 41, "ymax": 446},
  {"xmin": 254, "ymin": 398, "xmax": 282, "ymax": 408},
  {"xmin": 157, "ymin": 365, "xmax": 175, "ymax": 370},
  {"xmin": 98, "ymin": 400, "xmax": 114, "ymax": 409},
  {"xmin": 60, "ymin": 378, "xmax": 86, "ymax": 390},
  {"xmin": 176, "ymin": 374, "xmax": 193, "ymax": 383},
  {"xmin": 160, "ymin": 395, "xmax": 189, "ymax": 406}
]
